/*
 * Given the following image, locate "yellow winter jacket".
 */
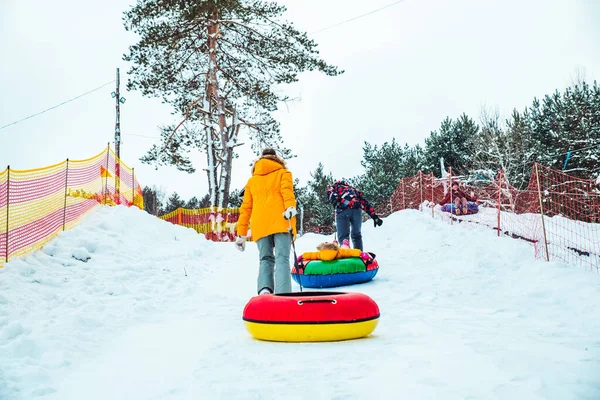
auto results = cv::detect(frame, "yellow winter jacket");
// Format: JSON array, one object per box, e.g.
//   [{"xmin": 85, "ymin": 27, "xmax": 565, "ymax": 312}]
[
  {"xmin": 301, "ymin": 248, "xmax": 362, "ymax": 261},
  {"xmin": 236, "ymin": 155, "xmax": 297, "ymax": 241}
]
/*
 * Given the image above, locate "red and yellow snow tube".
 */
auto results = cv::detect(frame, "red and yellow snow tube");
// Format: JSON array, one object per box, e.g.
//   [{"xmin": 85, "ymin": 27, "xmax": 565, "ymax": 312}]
[{"xmin": 242, "ymin": 291, "xmax": 380, "ymax": 342}]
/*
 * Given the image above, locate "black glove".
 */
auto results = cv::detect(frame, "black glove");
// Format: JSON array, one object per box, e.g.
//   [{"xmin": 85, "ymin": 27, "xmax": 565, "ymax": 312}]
[{"xmin": 373, "ymin": 215, "xmax": 383, "ymax": 227}]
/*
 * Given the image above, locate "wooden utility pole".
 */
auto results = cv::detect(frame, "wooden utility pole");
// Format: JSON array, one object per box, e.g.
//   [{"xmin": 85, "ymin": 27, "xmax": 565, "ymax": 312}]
[{"xmin": 112, "ymin": 68, "xmax": 126, "ymax": 204}]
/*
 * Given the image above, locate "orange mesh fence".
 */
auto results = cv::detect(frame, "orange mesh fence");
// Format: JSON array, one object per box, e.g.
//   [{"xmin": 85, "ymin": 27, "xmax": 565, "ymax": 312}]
[
  {"xmin": 159, "ymin": 207, "xmax": 241, "ymax": 242},
  {"xmin": 377, "ymin": 165, "xmax": 599, "ymax": 272},
  {"xmin": 525, "ymin": 164, "xmax": 600, "ymax": 270},
  {"xmin": 374, "ymin": 171, "xmax": 444, "ymax": 217},
  {"xmin": 99, "ymin": 147, "xmax": 144, "ymax": 209},
  {"xmin": 0, "ymin": 146, "xmax": 143, "ymax": 267}
]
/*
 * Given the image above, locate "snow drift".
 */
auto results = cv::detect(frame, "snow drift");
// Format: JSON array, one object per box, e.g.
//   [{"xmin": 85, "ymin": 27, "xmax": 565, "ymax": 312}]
[{"xmin": 1, "ymin": 205, "xmax": 599, "ymax": 399}]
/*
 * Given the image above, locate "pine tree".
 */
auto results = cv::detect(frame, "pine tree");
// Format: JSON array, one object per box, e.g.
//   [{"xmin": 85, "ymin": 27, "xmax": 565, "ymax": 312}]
[
  {"xmin": 142, "ymin": 185, "xmax": 165, "ymax": 216},
  {"xmin": 504, "ymin": 109, "xmax": 536, "ymax": 188},
  {"xmin": 558, "ymin": 82, "xmax": 600, "ymax": 177},
  {"xmin": 185, "ymin": 196, "xmax": 201, "ymax": 209},
  {"xmin": 470, "ymin": 108, "xmax": 524, "ymax": 186},
  {"xmin": 198, "ymin": 193, "xmax": 211, "ymax": 208},
  {"xmin": 356, "ymin": 139, "xmax": 405, "ymax": 205},
  {"xmin": 124, "ymin": 0, "xmax": 342, "ymax": 208},
  {"xmin": 520, "ymin": 81, "xmax": 600, "ymax": 179},
  {"xmin": 292, "ymin": 177, "xmax": 308, "ymax": 233},
  {"xmin": 402, "ymin": 144, "xmax": 425, "ymax": 177},
  {"xmin": 228, "ymin": 189, "xmax": 243, "ymax": 208},
  {"xmin": 164, "ymin": 192, "xmax": 186, "ymax": 214},
  {"xmin": 296, "ymin": 163, "xmax": 334, "ymax": 232},
  {"xmin": 423, "ymin": 114, "xmax": 478, "ymax": 177}
]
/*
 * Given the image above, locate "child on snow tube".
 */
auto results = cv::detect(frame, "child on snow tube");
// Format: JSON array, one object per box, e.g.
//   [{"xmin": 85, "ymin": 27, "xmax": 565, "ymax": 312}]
[
  {"xmin": 441, "ymin": 202, "xmax": 479, "ymax": 214},
  {"xmin": 439, "ymin": 181, "xmax": 478, "ymax": 215},
  {"xmin": 296, "ymin": 240, "xmax": 375, "ymax": 270}
]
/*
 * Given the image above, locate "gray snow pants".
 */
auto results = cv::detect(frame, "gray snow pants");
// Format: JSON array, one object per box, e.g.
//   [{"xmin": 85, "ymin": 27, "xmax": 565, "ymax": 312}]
[{"xmin": 255, "ymin": 232, "xmax": 292, "ymax": 294}]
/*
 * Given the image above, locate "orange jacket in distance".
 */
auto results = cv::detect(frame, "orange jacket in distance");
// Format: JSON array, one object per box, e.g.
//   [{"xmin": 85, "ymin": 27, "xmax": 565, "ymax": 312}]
[{"xmin": 236, "ymin": 155, "xmax": 297, "ymax": 242}]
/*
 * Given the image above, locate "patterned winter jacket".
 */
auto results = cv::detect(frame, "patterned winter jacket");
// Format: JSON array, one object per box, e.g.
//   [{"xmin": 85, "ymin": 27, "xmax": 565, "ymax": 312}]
[{"xmin": 326, "ymin": 180, "xmax": 376, "ymax": 218}]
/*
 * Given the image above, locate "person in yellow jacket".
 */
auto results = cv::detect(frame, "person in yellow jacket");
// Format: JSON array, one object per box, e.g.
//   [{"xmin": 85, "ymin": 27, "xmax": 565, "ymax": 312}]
[{"xmin": 235, "ymin": 148, "xmax": 297, "ymax": 295}]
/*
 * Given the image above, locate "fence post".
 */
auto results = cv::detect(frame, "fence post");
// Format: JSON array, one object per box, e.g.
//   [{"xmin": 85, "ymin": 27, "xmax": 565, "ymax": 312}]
[
  {"xmin": 401, "ymin": 178, "xmax": 406, "ymax": 210},
  {"xmin": 419, "ymin": 171, "xmax": 423, "ymax": 209},
  {"xmin": 103, "ymin": 143, "xmax": 110, "ymax": 205},
  {"xmin": 63, "ymin": 159, "xmax": 69, "ymax": 231},
  {"xmin": 115, "ymin": 159, "xmax": 121, "ymax": 206},
  {"xmin": 430, "ymin": 172, "xmax": 434, "ymax": 218},
  {"xmin": 5, "ymin": 166, "xmax": 10, "ymax": 263},
  {"xmin": 449, "ymin": 167, "xmax": 453, "ymax": 224},
  {"xmin": 132, "ymin": 167, "xmax": 135, "ymax": 207},
  {"xmin": 535, "ymin": 164, "xmax": 550, "ymax": 262},
  {"xmin": 115, "ymin": 159, "xmax": 120, "ymax": 205},
  {"xmin": 497, "ymin": 170, "xmax": 502, "ymax": 237}
]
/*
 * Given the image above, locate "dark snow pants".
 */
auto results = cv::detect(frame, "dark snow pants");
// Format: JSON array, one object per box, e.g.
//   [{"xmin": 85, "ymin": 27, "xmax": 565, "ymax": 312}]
[{"xmin": 336, "ymin": 208, "xmax": 363, "ymax": 251}]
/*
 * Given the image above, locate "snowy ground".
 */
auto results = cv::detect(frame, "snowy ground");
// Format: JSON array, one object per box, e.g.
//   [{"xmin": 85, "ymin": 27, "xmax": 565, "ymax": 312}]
[
  {"xmin": 427, "ymin": 201, "xmax": 600, "ymax": 268},
  {"xmin": 1, "ymin": 206, "xmax": 599, "ymax": 399}
]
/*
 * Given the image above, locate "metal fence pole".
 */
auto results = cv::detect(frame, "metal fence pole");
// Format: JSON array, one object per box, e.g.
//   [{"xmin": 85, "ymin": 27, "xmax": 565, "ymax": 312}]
[
  {"xmin": 63, "ymin": 159, "xmax": 69, "ymax": 231},
  {"xmin": 401, "ymin": 178, "xmax": 406, "ymax": 210},
  {"xmin": 535, "ymin": 164, "xmax": 550, "ymax": 262},
  {"xmin": 449, "ymin": 167, "xmax": 453, "ymax": 224},
  {"xmin": 105, "ymin": 143, "xmax": 111, "ymax": 205},
  {"xmin": 132, "ymin": 167, "xmax": 135, "ymax": 207},
  {"xmin": 497, "ymin": 170, "xmax": 502, "ymax": 236},
  {"xmin": 419, "ymin": 171, "xmax": 423, "ymax": 209},
  {"xmin": 430, "ymin": 172, "xmax": 434, "ymax": 218},
  {"xmin": 5, "ymin": 165, "xmax": 10, "ymax": 263}
]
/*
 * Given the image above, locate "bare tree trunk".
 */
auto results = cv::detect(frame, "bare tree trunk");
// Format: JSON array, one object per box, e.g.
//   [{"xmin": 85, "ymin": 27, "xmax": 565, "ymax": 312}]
[
  {"xmin": 207, "ymin": 8, "xmax": 233, "ymax": 209},
  {"xmin": 218, "ymin": 113, "xmax": 240, "ymax": 208},
  {"xmin": 205, "ymin": 125, "xmax": 218, "ymax": 206},
  {"xmin": 218, "ymin": 125, "xmax": 232, "ymax": 208},
  {"xmin": 206, "ymin": 13, "xmax": 222, "ymax": 208}
]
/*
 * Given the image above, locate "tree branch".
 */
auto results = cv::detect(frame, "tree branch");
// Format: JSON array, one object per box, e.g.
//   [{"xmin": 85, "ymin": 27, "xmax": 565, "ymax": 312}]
[{"xmin": 216, "ymin": 19, "xmax": 279, "ymax": 44}]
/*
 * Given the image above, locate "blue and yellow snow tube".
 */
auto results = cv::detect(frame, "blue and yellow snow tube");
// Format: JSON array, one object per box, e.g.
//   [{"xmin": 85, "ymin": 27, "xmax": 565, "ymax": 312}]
[{"xmin": 291, "ymin": 256, "xmax": 379, "ymax": 288}]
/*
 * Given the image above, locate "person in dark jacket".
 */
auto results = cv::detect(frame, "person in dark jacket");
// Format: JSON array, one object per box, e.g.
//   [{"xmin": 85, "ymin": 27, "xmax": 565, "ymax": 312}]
[
  {"xmin": 326, "ymin": 179, "xmax": 383, "ymax": 251},
  {"xmin": 439, "ymin": 181, "xmax": 475, "ymax": 215}
]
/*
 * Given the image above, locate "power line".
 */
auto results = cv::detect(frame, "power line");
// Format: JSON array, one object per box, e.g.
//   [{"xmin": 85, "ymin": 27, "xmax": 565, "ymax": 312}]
[
  {"xmin": 0, "ymin": 80, "xmax": 116, "ymax": 131},
  {"xmin": 311, "ymin": 0, "xmax": 410, "ymax": 34},
  {"xmin": 0, "ymin": 2, "xmax": 410, "ymax": 131}
]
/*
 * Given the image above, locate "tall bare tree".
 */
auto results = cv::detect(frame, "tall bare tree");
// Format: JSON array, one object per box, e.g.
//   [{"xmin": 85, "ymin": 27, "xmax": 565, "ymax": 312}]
[{"xmin": 124, "ymin": 0, "xmax": 342, "ymax": 207}]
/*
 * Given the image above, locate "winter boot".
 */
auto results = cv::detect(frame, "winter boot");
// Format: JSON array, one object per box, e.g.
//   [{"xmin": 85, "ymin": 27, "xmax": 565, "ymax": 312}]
[{"xmin": 258, "ymin": 287, "xmax": 272, "ymax": 295}]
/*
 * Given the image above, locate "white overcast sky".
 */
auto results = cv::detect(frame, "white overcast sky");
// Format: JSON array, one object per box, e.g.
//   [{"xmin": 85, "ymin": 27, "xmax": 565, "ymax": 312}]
[{"xmin": 1, "ymin": 0, "xmax": 599, "ymax": 201}]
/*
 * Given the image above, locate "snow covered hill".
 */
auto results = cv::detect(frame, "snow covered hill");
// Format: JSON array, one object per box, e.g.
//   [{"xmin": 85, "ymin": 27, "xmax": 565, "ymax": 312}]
[{"xmin": 1, "ymin": 205, "xmax": 599, "ymax": 399}]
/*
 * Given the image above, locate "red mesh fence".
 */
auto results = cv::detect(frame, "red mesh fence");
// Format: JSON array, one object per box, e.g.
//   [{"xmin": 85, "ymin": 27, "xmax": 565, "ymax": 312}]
[{"xmin": 376, "ymin": 165, "xmax": 600, "ymax": 272}]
